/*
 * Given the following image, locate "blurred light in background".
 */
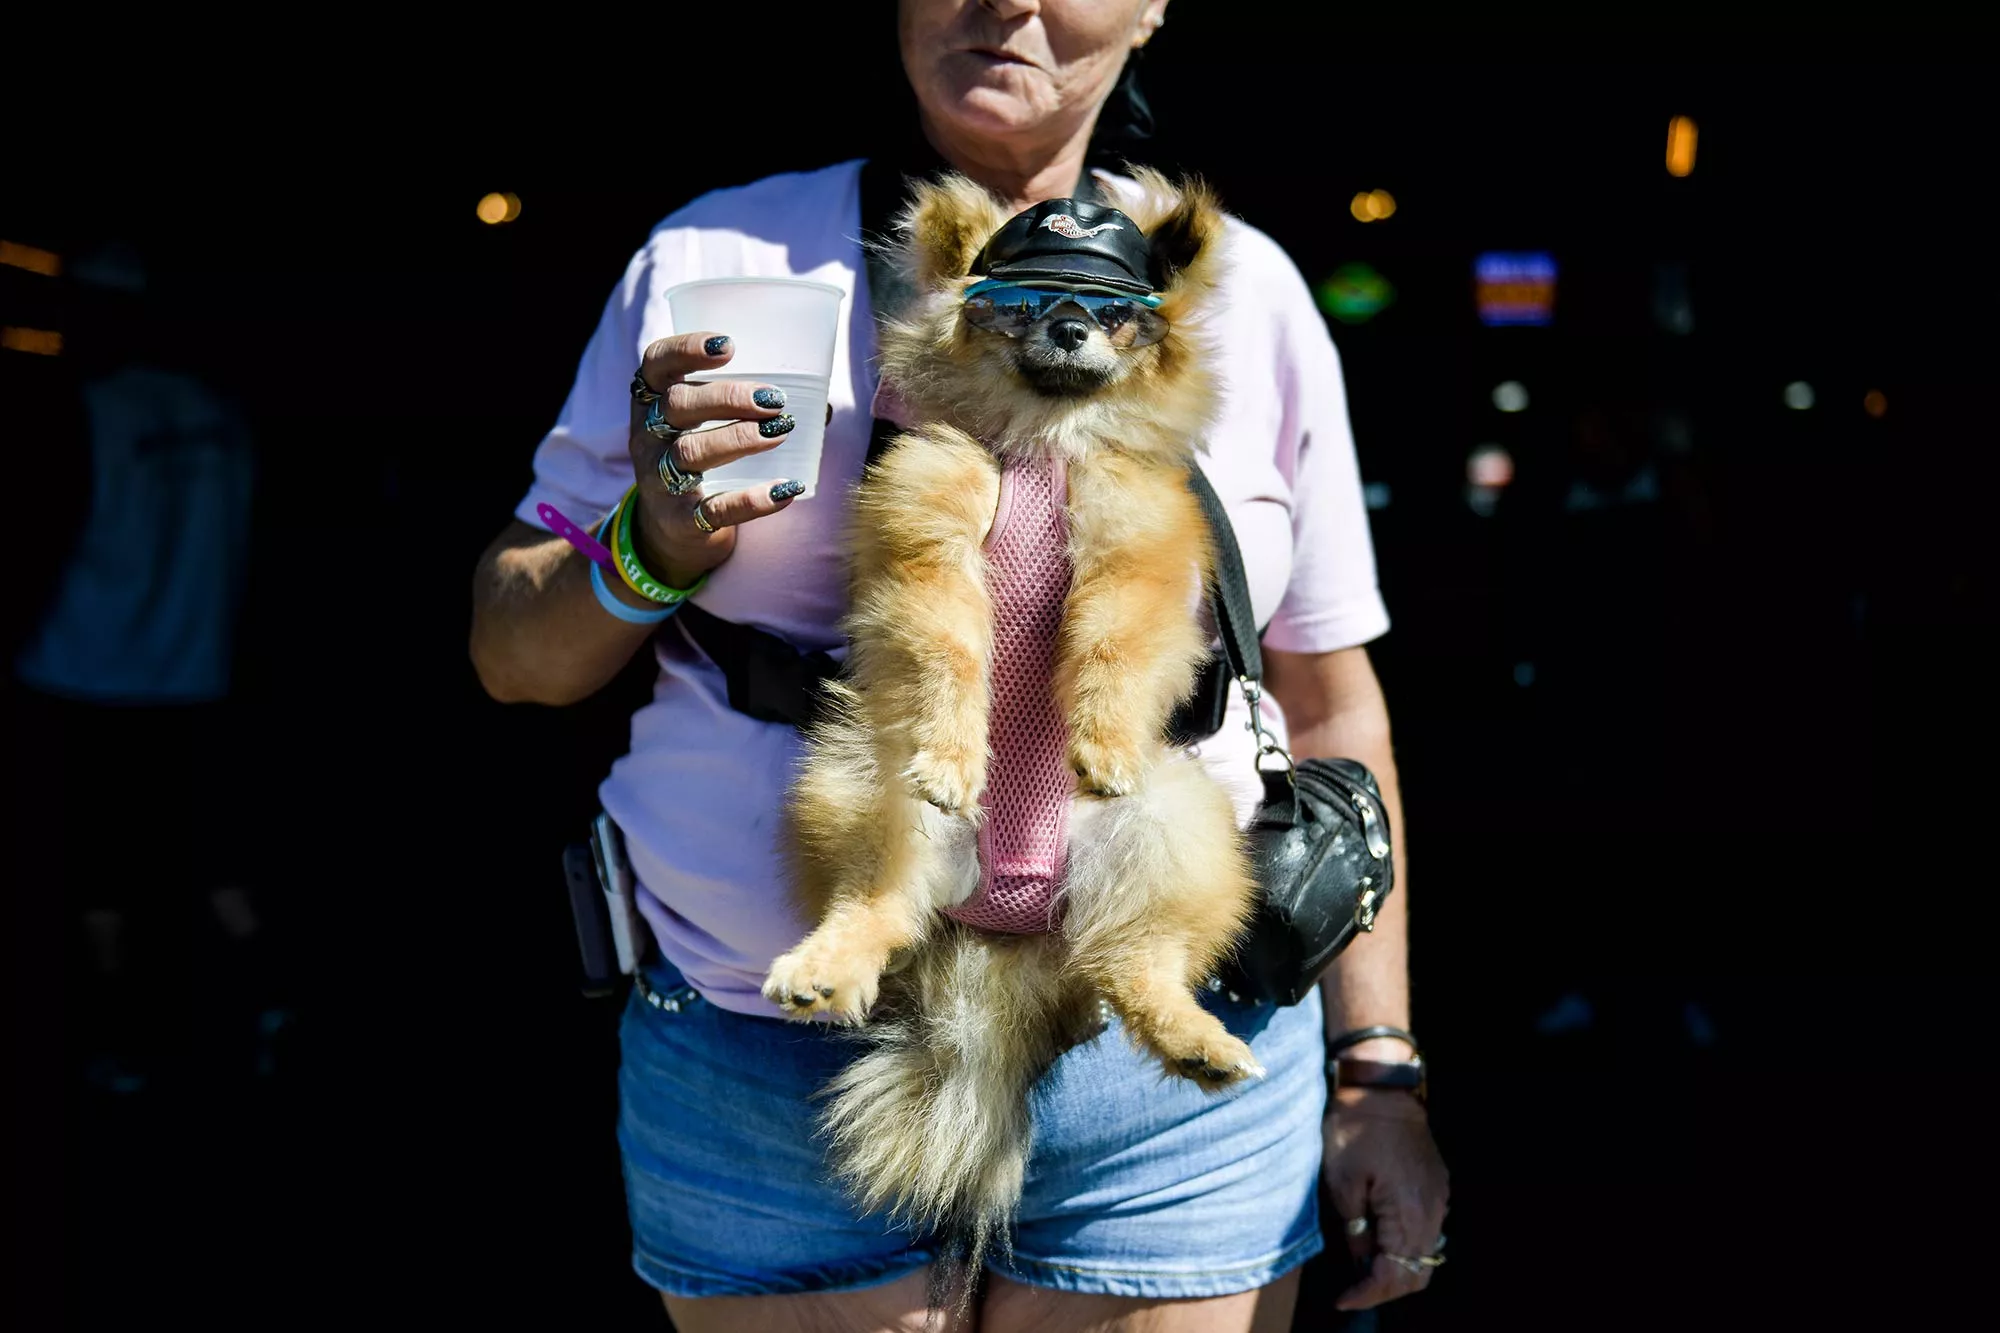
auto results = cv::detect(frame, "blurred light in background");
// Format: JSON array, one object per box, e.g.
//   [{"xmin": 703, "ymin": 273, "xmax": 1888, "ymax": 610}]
[
  {"xmin": 1475, "ymin": 252, "xmax": 1557, "ymax": 326},
  {"xmin": 1651, "ymin": 261, "xmax": 1694, "ymax": 335},
  {"xmin": 1864, "ymin": 389, "xmax": 1888, "ymax": 418},
  {"xmin": 1666, "ymin": 115, "xmax": 1698, "ymax": 177},
  {"xmin": 1469, "ymin": 444, "xmax": 1516, "ymax": 488},
  {"xmin": 0, "ymin": 239, "xmax": 61, "ymax": 276},
  {"xmin": 1466, "ymin": 443, "xmax": 1514, "ymax": 516},
  {"xmin": 1783, "ymin": 381, "xmax": 1816, "ymax": 410},
  {"xmin": 1315, "ymin": 261, "xmax": 1396, "ymax": 324},
  {"xmin": 477, "ymin": 192, "xmax": 523, "ymax": 225},
  {"xmin": 1363, "ymin": 481, "xmax": 1392, "ymax": 510},
  {"xmin": 1349, "ymin": 189, "xmax": 1397, "ymax": 222},
  {"xmin": 1492, "ymin": 380, "xmax": 1530, "ymax": 413},
  {"xmin": 2, "ymin": 327, "xmax": 63, "ymax": 356}
]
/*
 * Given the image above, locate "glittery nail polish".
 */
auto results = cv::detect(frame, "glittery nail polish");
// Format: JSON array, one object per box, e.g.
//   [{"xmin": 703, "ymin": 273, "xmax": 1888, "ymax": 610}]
[
  {"xmin": 752, "ymin": 387, "xmax": 787, "ymax": 410},
  {"xmin": 770, "ymin": 479, "xmax": 805, "ymax": 501},
  {"xmin": 703, "ymin": 335, "xmax": 731, "ymax": 356},
  {"xmin": 758, "ymin": 414, "xmax": 796, "ymax": 438}
]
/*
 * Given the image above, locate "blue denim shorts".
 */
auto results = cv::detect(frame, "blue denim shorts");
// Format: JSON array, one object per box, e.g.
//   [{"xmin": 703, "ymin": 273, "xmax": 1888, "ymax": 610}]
[{"xmin": 616, "ymin": 955, "xmax": 1327, "ymax": 1301}]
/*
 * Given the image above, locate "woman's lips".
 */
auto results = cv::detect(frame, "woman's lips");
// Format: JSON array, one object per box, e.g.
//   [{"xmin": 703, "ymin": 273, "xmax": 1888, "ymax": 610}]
[{"xmin": 965, "ymin": 48, "xmax": 1038, "ymax": 69}]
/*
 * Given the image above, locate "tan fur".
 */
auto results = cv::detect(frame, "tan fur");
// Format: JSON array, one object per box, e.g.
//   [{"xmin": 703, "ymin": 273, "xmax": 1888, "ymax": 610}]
[{"xmin": 770, "ymin": 171, "xmax": 1256, "ymax": 1295}]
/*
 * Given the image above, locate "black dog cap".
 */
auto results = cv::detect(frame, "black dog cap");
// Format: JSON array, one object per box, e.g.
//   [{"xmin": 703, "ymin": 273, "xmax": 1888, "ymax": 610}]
[{"xmin": 970, "ymin": 197, "xmax": 1154, "ymax": 297}]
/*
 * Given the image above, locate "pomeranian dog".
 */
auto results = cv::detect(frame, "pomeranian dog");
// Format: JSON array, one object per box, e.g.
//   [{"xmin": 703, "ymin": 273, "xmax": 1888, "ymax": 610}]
[{"xmin": 764, "ymin": 170, "xmax": 1258, "ymax": 1282}]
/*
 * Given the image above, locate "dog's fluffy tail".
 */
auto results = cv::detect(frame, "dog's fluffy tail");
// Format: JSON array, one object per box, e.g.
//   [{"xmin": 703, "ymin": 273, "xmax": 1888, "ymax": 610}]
[{"xmin": 818, "ymin": 926, "xmax": 1094, "ymax": 1308}]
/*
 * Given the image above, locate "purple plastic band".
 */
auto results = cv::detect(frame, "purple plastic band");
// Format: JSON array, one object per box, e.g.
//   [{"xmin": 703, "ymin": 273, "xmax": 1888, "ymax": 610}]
[{"xmin": 539, "ymin": 502, "xmax": 616, "ymax": 569}]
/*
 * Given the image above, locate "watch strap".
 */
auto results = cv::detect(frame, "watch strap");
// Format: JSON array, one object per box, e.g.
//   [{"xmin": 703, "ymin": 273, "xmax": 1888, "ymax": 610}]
[{"xmin": 1328, "ymin": 1055, "xmax": 1429, "ymax": 1103}]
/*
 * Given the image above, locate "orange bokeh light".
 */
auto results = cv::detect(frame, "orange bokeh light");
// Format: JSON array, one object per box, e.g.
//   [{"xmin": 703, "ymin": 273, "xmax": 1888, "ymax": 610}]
[
  {"xmin": 477, "ymin": 192, "xmax": 522, "ymax": 225},
  {"xmin": 1666, "ymin": 116, "xmax": 1698, "ymax": 177}
]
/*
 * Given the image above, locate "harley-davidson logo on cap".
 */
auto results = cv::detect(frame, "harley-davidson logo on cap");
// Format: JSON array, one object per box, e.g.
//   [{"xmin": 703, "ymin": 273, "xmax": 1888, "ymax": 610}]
[{"xmin": 1040, "ymin": 214, "xmax": 1124, "ymax": 240}]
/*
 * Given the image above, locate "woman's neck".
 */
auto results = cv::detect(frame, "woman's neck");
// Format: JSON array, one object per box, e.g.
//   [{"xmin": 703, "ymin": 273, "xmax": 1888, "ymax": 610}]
[{"xmin": 918, "ymin": 110, "xmax": 1096, "ymax": 212}]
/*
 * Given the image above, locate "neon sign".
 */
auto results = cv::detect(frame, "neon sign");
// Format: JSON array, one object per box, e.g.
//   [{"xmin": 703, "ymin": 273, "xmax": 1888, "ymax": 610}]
[{"xmin": 1475, "ymin": 252, "xmax": 1556, "ymax": 326}]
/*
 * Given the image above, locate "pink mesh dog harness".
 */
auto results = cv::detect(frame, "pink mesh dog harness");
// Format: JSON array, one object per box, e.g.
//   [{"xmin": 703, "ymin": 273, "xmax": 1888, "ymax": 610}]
[{"xmin": 942, "ymin": 455, "xmax": 1074, "ymax": 933}]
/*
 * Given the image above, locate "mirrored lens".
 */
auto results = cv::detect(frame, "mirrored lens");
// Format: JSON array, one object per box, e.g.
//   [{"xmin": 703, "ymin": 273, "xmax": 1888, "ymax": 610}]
[{"xmin": 961, "ymin": 286, "xmax": 1168, "ymax": 348}]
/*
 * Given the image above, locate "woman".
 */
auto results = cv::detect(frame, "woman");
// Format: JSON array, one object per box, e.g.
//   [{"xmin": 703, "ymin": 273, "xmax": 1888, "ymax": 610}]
[{"xmin": 470, "ymin": 3, "xmax": 1447, "ymax": 1329}]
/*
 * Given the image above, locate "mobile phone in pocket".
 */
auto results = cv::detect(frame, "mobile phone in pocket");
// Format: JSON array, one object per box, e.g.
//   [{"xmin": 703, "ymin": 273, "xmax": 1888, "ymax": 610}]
[
  {"xmin": 564, "ymin": 842, "xmax": 618, "ymax": 998},
  {"xmin": 589, "ymin": 811, "xmax": 649, "ymax": 976}
]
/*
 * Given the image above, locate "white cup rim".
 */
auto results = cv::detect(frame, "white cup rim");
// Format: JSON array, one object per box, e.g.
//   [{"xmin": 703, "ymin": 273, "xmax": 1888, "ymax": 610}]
[{"xmin": 663, "ymin": 276, "xmax": 846, "ymax": 301}]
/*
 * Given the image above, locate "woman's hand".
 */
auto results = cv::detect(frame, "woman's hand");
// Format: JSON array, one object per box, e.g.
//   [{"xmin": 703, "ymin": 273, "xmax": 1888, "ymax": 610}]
[
  {"xmin": 628, "ymin": 332, "xmax": 804, "ymax": 589},
  {"xmin": 1323, "ymin": 1087, "xmax": 1451, "ymax": 1311}
]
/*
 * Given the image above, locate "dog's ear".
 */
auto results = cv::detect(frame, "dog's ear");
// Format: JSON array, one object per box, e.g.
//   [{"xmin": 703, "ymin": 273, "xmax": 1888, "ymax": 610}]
[
  {"xmin": 1120, "ymin": 168, "xmax": 1226, "ymax": 307},
  {"xmin": 896, "ymin": 175, "xmax": 1012, "ymax": 293}
]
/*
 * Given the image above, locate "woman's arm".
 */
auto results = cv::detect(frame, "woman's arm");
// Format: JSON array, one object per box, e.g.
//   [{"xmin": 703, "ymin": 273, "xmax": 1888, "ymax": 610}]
[
  {"xmin": 469, "ymin": 332, "xmax": 804, "ymax": 705},
  {"xmin": 470, "ymin": 522, "xmax": 657, "ymax": 705},
  {"xmin": 1264, "ymin": 643, "xmax": 1448, "ymax": 1313},
  {"xmin": 1262, "ymin": 644, "xmax": 1408, "ymax": 1054}
]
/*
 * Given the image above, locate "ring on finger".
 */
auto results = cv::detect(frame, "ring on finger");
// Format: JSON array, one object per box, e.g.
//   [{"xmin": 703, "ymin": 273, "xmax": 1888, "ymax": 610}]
[
  {"xmin": 691, "ymin": 496, "xmax": 717, "ymax": 535},
  {"xmin": 1344, "ymin": 1217, "xmax": 1371, "ymax": 1237},
  {"xmin": 1381, "ymin": 1252, "xmax": 1446, "ymax": 1275},
  {"xmin": 647, "ymin": 403, "xmax": 704, "ymax": 495}
]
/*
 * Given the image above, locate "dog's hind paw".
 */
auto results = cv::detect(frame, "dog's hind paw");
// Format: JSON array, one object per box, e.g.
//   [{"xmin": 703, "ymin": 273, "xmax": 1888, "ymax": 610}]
[{"xmin": 762, "ymin": 945, "xmax": 882, "ymax": 1025}]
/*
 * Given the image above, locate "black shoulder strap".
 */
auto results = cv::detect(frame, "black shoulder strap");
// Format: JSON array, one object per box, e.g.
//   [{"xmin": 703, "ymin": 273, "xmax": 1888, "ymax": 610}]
[
  {"xmin": 676, "ymin": 603, "xmax": 839, "ymax": 728},
  {"xmin": 1186, "ymin": 465, "xmax": 1264, "ymax": 688}
]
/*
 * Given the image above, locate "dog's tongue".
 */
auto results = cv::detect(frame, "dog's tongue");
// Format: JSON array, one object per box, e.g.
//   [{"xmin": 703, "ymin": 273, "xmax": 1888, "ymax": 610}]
[{"xmin": 870, "ymin": 377, "xmax": 915, "ymax": 430}]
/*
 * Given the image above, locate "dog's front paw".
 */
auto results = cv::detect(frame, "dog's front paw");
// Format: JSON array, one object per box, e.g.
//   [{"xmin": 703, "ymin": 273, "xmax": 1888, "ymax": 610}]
[
  {"xmin": 1069, "ymin": 732, "xmax": 1145, "ymax": 798},
  {"xmin": 903, "ymin": 747, "xmax": 985, "ymax": 815},
  {"xmin": 762, "ymin": 943, "xmax": 883, "ymax": 1025},
  {"xmin": 1155, "ymin": 1016, "xmax": 1266, "ymax": 1090}
]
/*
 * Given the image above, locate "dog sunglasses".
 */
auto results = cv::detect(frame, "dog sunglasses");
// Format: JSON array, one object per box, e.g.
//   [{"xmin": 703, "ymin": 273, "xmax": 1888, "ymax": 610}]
[{"xmin": 961, "ymin": 280, "xmax": 1169, "ymax": 348}]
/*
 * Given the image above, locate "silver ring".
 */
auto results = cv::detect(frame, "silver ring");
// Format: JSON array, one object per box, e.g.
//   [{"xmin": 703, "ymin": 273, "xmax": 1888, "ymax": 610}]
[
  {"xmin": 647, "ymin": 401, "xmax": 704, "ymax": 495},
  {"xmin": 1344, "ymin": 1216, "xmax": 1371, "ymax": 1237},
  {"xmin": 629, "ymin": 369, "xmax": 661, "ymax": 404},
  {"xmin": 690, "ymin": 498, "xmax": 716, "ymax": 535},
  {"xmin": 1381, "ymin": 1252, "xmax": 1446, "ymax": 1275}
]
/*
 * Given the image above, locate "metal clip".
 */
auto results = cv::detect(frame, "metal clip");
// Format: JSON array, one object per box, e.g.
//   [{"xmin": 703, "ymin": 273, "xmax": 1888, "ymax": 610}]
[
  {"xmin": 1240, "ymin": 675, "xmax": 1298, "ymax": 780},
  {"xmin": 1355, "ymin": 878, "xmax": 1379, "ymax": 931},
  {"xmin": 1351, "ymin": 791, "xmax": 1390, "ymax": 860}
]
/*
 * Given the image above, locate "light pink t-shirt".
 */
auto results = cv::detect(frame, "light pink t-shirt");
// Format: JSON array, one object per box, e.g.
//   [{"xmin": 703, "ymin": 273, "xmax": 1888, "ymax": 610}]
[{"xmin": 516, "ymin": 160, "xmax": 1390, "ymax": 1016}]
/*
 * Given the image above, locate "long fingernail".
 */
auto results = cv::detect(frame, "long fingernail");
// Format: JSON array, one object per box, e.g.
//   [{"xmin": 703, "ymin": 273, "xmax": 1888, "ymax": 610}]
[
  {"xmin": 758, "ymin": 414, "xmax": 796, "ymax": 438},
  {"xmin": 703, "ymin": 335, "xmax": 731, "ymax": 356},
  {"xmin": 770, "ymin": 479, "xmax": 805, "ymax": 501},
  {"xmin": 752, "ymin": 387, "xmax": 787, "ymax": 410}
]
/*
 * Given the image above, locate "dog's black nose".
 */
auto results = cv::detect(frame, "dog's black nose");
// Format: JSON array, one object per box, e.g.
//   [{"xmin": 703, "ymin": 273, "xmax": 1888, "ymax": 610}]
[{"xmin": 1047, "ymin": 317, "xmax": 1091, "ymax": 351}]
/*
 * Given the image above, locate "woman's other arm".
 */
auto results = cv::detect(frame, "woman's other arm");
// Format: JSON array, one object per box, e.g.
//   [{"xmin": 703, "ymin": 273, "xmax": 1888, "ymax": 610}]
[
  {"xmin": 1264, "ymin": 644, "xmax": 1408, "ymax": 1049},
  {"xmin": 1265, "ymin": 644, "xmax": 1448, "ymax": 1313}
]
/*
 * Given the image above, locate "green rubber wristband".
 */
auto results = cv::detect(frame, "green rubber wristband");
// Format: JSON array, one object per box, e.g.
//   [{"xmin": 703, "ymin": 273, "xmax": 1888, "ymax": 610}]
[{"xmin": 612, "ymin": 485, "xmax": 707, "ymax": 606}]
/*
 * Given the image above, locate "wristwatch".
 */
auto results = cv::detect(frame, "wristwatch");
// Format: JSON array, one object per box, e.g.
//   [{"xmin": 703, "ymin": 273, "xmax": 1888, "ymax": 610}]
[{"xmin": 1326, "ymin": 1025, "xmax": 1428, "ymax": 1104}]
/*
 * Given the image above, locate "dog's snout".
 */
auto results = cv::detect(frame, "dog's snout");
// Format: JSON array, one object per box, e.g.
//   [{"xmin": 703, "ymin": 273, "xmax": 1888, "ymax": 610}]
[{"xmin": 1047, "ymin": 317, "xmax": 1091, "ymax": 352}]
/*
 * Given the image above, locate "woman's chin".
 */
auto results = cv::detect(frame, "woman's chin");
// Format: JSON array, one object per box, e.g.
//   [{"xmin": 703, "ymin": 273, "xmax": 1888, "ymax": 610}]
[{"xmin": 933, "ymin": 83, "xmax": 1058, "ymax": 139}]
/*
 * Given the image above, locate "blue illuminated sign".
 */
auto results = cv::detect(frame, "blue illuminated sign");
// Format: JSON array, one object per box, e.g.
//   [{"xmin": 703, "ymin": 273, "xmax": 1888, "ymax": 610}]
[{"xmin": 1475, "ymin": 252, "xmax": 1557, "ymax": 326}]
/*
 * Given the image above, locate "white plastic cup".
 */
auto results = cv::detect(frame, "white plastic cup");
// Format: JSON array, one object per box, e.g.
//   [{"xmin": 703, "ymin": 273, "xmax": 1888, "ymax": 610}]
[{"xmin": 664, "ymin": 277, "xmax": 845, "ymax": 499}]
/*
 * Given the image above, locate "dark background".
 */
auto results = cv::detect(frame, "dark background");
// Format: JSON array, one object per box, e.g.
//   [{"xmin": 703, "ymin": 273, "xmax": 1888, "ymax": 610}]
[{"xmin": 6, "ymin": 13, "xmax": 1992, "ymax": 1330}]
